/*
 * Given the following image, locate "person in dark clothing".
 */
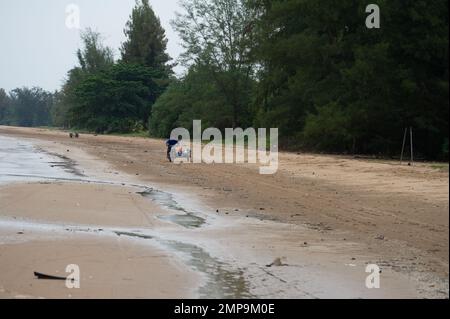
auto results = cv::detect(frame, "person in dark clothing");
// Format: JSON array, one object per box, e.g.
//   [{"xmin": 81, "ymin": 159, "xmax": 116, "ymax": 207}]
[{"xmin": 166, "ymin": 138, "xmax": 179, "ymax": 162}]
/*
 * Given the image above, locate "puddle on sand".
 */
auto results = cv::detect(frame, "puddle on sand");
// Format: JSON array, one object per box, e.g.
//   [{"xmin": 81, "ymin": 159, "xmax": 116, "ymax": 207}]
[
  {"xmin": 137, "ymin": 188, "xmax": 188, "ymax": 212},
  {"xmin": 114, "ymin": 231, "xmax": 153, "ymax": 240},
  {"xmin": 0, "ymin": 136, "xmax": 76, "ymax": 184},
  {"xmin": 137, "ymin": 188, "xmax": 206, "ymax": 229},
  {"xmin": 159, "ymin": 213, "xmax": 205, "ymax": 229},
  {"xmin": 43, "ymin": 152, "xmax": 85, "ymax": 177},
  {"xmin": 163, "ymin": 240, "xmax": 253, "ymax": 299},
  {"xmin": 118, "ymin": 190, "xmax": 250, "ymax": 297},
  {"xmin": 111, "ymin": 228, "xmax": 251, "ymax": 298}
]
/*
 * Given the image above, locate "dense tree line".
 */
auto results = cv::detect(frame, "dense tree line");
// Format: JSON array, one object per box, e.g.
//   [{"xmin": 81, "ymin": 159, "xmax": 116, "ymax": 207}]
[
  {"xmin": 150, "ymin": 0, "xmax": 448, "ymax": 160},
  {"xmin": 249, "ymin": 0, "xmax": 449, "ymax": 159},
  {"xmin": 1, "ymin": 0, "xmax": 448, "ymax": 160},
  {"xmin": 0, "ymin": 87, "xmax": 53, "ymax": 127}
]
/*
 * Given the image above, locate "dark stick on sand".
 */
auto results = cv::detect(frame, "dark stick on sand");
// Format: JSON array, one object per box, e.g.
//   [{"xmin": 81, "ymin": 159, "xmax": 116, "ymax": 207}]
[{"xmin": 34, "ymin": 272, "xmax": 68, "ymax": 281}]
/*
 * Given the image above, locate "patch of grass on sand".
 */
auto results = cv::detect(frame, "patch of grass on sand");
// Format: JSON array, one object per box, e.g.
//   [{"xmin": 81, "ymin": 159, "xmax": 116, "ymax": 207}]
[
  {"xmin": 112, "ymin": 131, "xmax": 149, "ymax": 138},
  {"xmin": 38, "ymin": 127, "xmax": 150, "ymax": 138},
  {"xmin": 429, "ymin": 163, "xmax": 449, "ymax": 171}
]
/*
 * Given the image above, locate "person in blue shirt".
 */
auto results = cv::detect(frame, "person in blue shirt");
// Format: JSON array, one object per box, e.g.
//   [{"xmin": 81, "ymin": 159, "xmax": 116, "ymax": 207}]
[{"xmin": 166, "ymin": 138, "xmax": 180, "ymax": 162}]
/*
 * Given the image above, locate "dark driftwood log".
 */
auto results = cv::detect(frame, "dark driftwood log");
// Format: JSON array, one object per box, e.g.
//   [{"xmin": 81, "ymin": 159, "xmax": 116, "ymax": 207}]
[{"xmin": 34, "ymin": 271, "xmax": 67, "ymax": 281}]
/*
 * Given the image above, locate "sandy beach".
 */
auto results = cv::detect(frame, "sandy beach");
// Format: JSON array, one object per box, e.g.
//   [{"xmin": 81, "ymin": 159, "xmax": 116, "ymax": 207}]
[{"xmin": 0, "ymin": 126, "xmax": 448, "ymax": 299}]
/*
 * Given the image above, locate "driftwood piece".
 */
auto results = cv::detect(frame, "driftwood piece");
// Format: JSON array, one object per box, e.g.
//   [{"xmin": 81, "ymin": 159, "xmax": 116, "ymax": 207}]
[{"xmin": 34, "ymin": 271, "xmax": 67, "ymax": 281}]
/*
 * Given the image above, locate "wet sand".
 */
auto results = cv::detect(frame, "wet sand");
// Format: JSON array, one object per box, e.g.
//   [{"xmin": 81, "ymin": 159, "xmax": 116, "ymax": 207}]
[
  {"xmin": 0, "ymin": 135, "xmax": 202, "ymax": 298},
  {"xmin": 0, "ymin": 237, "xmax": 198, "ymax": 299},
  {"xmin": 0, "ymin": 182, "xmax": 201, "ymax": 299},
  {"xmin": 0, "ymin": 182, "xmax": 168, "ymax": 227},
  {"xmin": 0, "ymin": 126, "xmax": 448, "ymax": 298}
]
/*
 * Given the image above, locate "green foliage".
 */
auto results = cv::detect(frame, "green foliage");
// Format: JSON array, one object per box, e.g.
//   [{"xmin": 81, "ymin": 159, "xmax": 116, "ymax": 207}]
[
  {"xmin": 302, "ymin": 103, "xmax": 353, "ymax": 152},
  {"xmin": 0, "ymin": 87, "xmax": 54, "ymax": 127},
  {"xmin": 172, "ymin": 0, "xmax": 257, "ymax": 127},
  {"xmin": 250, "ymin": 0, "xmax": 449, "ymax": 159},
  {"xmin": 77, "ymin": 29, "xmax": 115, "ymax": 73},
  {"xmin": 121, "ymin": 0, "xmax": 171, "ymax": 73},
  {"xmin": 51, "ymin": 8, "xmax": 172, "ymax": 134},
  {"xmin": 442, "ymin": 138, "xmax": 449, "ymax": 160},
  {"xmin": 69, "ymin": 63, "xmax": 168, "ymax": 133},
  {"xmin": 3, "ymin": 1, "xmax": 447, "ymax": 160},
  {"xmin": 149, "ymin": 79, "xmax": 187, "ymax": 137},
  {"xmin": 150, "ymin": 65, "xmax": 242, "ymax": 137},
  {"xmin": 51, "ymin": 29, "xmax": 116, "ymax": 129},
  {"xmin": 0, "ymin": 88, "xmax": 12, "ymax": 125}
]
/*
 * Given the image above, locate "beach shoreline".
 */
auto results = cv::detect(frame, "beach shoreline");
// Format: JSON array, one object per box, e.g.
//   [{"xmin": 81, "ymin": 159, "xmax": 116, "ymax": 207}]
[{"xmin": 0, "ymin": 126, "xmax": 448, "ymax": 298}]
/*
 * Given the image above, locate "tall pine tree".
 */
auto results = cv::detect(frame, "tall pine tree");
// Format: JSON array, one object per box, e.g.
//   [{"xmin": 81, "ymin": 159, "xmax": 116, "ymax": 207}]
[{"xmin": 121, "ymin": 0, "xmax": 171, "ymax": 73}]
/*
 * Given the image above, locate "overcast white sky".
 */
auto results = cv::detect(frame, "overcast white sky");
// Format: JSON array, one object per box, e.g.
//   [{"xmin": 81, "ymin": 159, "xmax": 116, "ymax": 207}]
[{"xmin": 0, "ymin": 0, "xmax": 184, "ymax": 92}]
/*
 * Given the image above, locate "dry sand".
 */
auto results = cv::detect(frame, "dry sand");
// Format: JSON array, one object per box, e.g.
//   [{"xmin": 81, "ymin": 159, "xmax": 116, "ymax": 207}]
[{"xmin": 0, "ymin": 126, "xmax": 448, "ymax": 298}]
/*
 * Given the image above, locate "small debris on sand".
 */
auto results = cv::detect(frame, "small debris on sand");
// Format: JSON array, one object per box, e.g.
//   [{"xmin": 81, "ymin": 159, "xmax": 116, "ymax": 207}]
[{"xmin": 266, "ymin": 257, "xmax": 288, "ymax": 267}]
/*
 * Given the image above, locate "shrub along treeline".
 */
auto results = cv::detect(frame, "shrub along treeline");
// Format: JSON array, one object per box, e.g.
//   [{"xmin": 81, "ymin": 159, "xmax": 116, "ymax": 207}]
[{"xmin": 1, "ymin": 0, "xmax": 448, "ymax": 160}]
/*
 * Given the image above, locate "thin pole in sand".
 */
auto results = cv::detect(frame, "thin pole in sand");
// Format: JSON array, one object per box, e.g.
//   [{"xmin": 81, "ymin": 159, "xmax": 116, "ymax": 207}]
[
  {"xmin": 410, "ymin": 127, "xmax": 414, "ymax": 165},
  {"xmin": 400, "ymin": 127, "xmax": 408, "ymax": 165}
]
